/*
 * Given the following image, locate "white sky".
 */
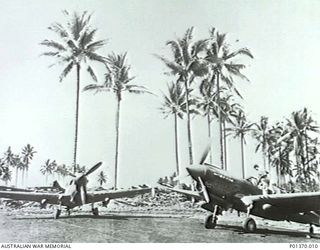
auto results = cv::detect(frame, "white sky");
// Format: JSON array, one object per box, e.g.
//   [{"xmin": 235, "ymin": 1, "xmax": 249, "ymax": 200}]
[{"xmin": 1, "ymin": 0, "xmax": 320, "ymax": 188}]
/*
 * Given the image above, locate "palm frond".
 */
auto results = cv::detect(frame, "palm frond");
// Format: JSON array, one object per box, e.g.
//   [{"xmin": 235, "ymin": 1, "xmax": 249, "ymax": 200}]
[
  {"xmin": 225, "ymin": 48, "xmax": 254, "ymax": 60},
  {"xmin": 87, "ymin": 65, "xmax": 98, "ymax": 82},
  {"xmin": 40, "ymin": 40, "xmax": 66, "ymax": 51},
  {"xmin": 59, "ymin": 61, "xmax": 74, "ymax": 82}
]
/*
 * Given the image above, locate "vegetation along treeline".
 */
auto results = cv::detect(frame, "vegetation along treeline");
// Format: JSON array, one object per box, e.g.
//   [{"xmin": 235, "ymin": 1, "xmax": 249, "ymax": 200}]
[{"xmin": 0, "ymin": 11, "xmax": 319, "ymax": 192}]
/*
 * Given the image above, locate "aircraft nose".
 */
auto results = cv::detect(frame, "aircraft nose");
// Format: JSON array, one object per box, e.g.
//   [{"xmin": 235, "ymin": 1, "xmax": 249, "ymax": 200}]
[{"xmin": 186, "ymin": 165, "xmax": 207, "ymax": 180}]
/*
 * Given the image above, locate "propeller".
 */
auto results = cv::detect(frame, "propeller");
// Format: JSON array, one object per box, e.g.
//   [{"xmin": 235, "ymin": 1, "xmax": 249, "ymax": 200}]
[
  {"xmin": 71, "ymin": 162, "xmax": 103, "ymax": 205},
  {"xmin": 83, "ymin": 162, "xmax": 103, "ymax": 177},
  {"xmin": 199, "ymin": 143, "xmax": 211, "ymax": 165},
  {"xmin": 198, "ymin": 176, "xmax": 210, "ymax": 203}
]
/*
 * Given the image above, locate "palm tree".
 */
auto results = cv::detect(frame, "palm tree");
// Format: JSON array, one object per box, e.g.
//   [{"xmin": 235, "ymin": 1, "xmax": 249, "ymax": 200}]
[
  {"xmin": 21, "ymin": 144, "xmax": 36, "ymax": 186},
  {"xmin": 160, "ymin": 82, "xmax": 186, "ymax": 175},
  {"xmin": 55, "ymin": 164, "xmax": 69, "ymax": 182},
  {"xmin": 226, "ymin": 110, "xmax": 253, "ymax": 179},
  {"xmin": 3, "ymin": 147, "xmax": 16, "ymax": 186},
  {"xmin": 84, "ymin": 52, "xmax": 151, "ymax": 189},
  {"xmin": 156, "ymin": 27, "xmax": 208, "ymax": 165},
  {"xmin": 1, "ymin": 167, "xmax": 12, "ymax": 186},
  {"xmin": 219, "ymin": 93, "xmax": 242, "ymax": 170},
  {"xmin": 253, "ymin": 116, "xmax": 270, "ymax": 171},
  {"xmin": 40, "ymin": 11, "xmax": 106, "ymax": 172},
  {"xmin": 97, "ymin": 171, "xmax": 107, "ymax": 187},
  {"xmin": 205, "ymin": 27, "xmax": 253, "ymax": 169},
  {"xmin": 197, "ymin": 76, "xmax": 219, "ymax": 164},
  {"xmin": 40, "ymin": 159, "xmax": 57, "ymax": 185},
  {"xmin": 281, "ymin": 108, "xmax": 319, "ymax": 189}
]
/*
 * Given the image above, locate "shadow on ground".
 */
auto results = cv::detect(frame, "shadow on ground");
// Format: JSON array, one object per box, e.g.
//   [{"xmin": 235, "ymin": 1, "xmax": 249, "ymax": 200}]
[{"xmin": 216, "ymin": 223, "xmax": 320, "ymax": 239}]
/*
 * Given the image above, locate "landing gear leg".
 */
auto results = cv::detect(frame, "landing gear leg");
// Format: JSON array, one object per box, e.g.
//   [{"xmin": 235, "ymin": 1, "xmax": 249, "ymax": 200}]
[
  {"xmin": 54, "ymin": 204, "xmax": 62, "ymax": 219},
  {"xmin": 91, "ymin": 203, "xmax": 99, "ymax": 216},
  {"xmin": 204, "ymin": 205, "xmax": 219, "ymax": 229},
  {"xmin": 66, "ymin": 207, "xmax": 71, "ymax": 216},
  {"xmin": 242, "ymin": 204, "xmax": 257, "ymax": 233}
]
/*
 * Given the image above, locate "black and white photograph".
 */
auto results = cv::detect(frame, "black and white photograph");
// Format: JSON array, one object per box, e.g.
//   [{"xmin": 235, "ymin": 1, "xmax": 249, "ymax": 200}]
[{"xmin": 1, "ymin": 0, "xmax": 320, "ymax": 245}]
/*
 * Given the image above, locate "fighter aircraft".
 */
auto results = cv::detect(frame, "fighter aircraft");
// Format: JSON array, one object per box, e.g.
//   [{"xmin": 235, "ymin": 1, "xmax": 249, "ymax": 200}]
[
  {"xmin": 164, "ymin": 148, "xmax": 320, "ymax": 235},
  {"xmin": 0, "ymin": 162, "xmax": 153, "ymax": 219}
]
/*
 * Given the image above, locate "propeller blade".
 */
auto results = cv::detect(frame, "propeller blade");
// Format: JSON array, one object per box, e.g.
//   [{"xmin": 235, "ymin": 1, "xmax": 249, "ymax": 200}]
[
  {"xmin": 84, "ymin": 162, "xmax": 103, "ymax": 177},
  {"xmin": 80, "ymin": 185, "xmax": 87, "ymax": 205},
  {"xmin": 198, "ymin": 177, "xmax": 210, "ymax": 203},
  {"xmin": 199, "ymin": 143, "xmax": 211, "ymax": 165}
]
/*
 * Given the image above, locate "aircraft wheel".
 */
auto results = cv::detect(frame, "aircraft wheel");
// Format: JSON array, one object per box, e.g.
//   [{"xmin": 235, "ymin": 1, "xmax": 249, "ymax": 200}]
[
  {"xmin": 54, "ymin": 209, "xmax": 61, "ymax": 219},
  {"xmin": 242, "ymin": 217, "xmax": 256, "ymax": 233},
  {"xmin": 92, "ymin": 207, "xmax": 99, "ymax": 216},
  {"xmin": 204, "ymin": 214, "xmax": 217, "ymax": 229},
  {"xmin": 309, "ymin": 225, "xmax": 314, "ymax": 235}
]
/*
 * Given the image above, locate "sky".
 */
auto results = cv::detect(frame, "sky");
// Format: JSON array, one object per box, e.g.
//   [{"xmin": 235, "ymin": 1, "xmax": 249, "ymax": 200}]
[{"xmin": 1, "ymin": 0, "xmax": 320, "ymax": 188}]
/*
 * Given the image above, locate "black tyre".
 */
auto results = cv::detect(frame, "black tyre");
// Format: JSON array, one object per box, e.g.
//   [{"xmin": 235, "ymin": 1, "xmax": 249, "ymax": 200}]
[
  {"xmin": 204, "ymin": 214, "xmax": 217, "ymax": 229},
  {"xmin": 242, "ymin": 217, "xmax": 257, "ymax": 233},
  {"xmin": 309, "ymin": 225, "xmax": 314, "ymax": 235},
  {"xmin": 54, "ymin": 209, "xmax": 61, "ymax": 219},
  {"xmin": 92, "ymin": 207, "xmax": 99, "ymax": 216}
]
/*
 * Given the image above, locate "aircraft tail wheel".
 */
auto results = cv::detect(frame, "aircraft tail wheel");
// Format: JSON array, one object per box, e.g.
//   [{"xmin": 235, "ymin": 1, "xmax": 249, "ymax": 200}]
[
  {"xmin": 242, "ymin": 217, "xmax": 257, "ymax": 233},
  {"xmin": 92, "ymin": 207, "xmax": 99, "ymax": 216},
  {"xmin": 204, "ymin": 214, "xmax": 217, "ymax": 229},
  {"xmin": 54, "ymin": 209, "xmax": 61, "ymax": 219}
]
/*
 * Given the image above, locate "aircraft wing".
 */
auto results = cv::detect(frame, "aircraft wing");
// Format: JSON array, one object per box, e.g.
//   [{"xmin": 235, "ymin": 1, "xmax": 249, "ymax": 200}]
[
  {"xmin": 86, "ymin": 187, "xmax": 153, "ymax": 204},
  {"xmin": 241, "ymin": 191, "xmax": 320, "ymax": 213},
  {"xmin": 0, "ymin": 190, "xmax": 62, "ymax": 204},
  {"xmin": 158, "ymin": 185, "xmax": 202, "ymax": 200}
]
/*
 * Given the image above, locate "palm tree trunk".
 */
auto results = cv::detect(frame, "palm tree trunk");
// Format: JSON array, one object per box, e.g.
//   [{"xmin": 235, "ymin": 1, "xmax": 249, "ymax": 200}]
[
  {"xmin": 217, "ymin": 73, "xmax": 224, "ymax": 169},
  {"xmin": 174, "ymin": 114, "xmax": 180, "ymax": 176},
  {"xmin": 262, "ymin": 134, "xmax": 267, "ymax": 171},
  {"xmin": 21, "ymin": 168, "xmax": 24, "ymax": 187},
  {"xmin": 15, "ymin": 168, "xmax": 18, "ymax": 187},
  {"xmin": 278, "ymin": 148, "xmax": 281, "ymax": 186},
  {"xmin": 223, "ymin": 121, "xmax": 227, "ymax": 170},
  {"xmin": 207, "ymin": 112, "xmax": 212, "ymax": 164},
  {"xmin": 241, "ymin": 134, "xmax": 245, "ymax": 179},
  {"xmin": 184, "ymin": 78, "xmax": 194, "ymax": 165},
  {"xmin": 73, "ymin": 63, "xmax": 81, "ymax": 173},
  {"xmin": 114, "ymin": 97, "xmax": 121, "ymax": 190},
  {"xmin": 305, "ymin": 132, "xmax": 309, "ymax": 168}
]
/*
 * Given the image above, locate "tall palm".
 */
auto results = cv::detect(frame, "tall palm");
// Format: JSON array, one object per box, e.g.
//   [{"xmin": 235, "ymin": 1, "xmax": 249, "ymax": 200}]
[
  {"xmin": 3, "ymin": 147, "xmax": 17, "ymax": 186},
  {"xmin": 84, "ymin": 52, "xmax": 151, "ymax": 189},
  {"xmin": 282, "ymin": 108, "xmax": 319, "ymax": 188},
  {"xmin": 40, "ymin": 11, "xmax": 106, "ymax": 171},
  {"xmin": 205, "ymin": 27, "xmax": 253, "ymax": 169},
  {"xmin": 97, "ymin": 171, "xmax": 107, "ymax": 187},
  {"xmin": 253, "ymin": 116, "xmax": 270, "ymax": 171},
  {"xmin": 1, "ymin": 167, "xmax": 12, "ymax": 186},
  {"xmin": 55, "ymin": 164, "xmax": 69, "ymax": 182},
  {"xmin": 219, "ymin": 93, "xmax": 242, "ymax": 170},
  {"xmin": 40, "ymin": 159, "xmax": 57, "ymax": 185},
  {"xmin": 156, "ymin": 27, "xmax": 208, "ymax": 165},
  {"xmin": 226, "ymin": 110, "xmax": 253, "ymax": 179},
  {"xmin": 21, "ymin": 144, "xmax": 36, "ymax": 186},
  {"xmin": 197, "ymin": 76, "xmax": 219, "ymax": 164},
  {"xmin": 160, "ymin": 82, "xmax": 186, "ymax": 176}
]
